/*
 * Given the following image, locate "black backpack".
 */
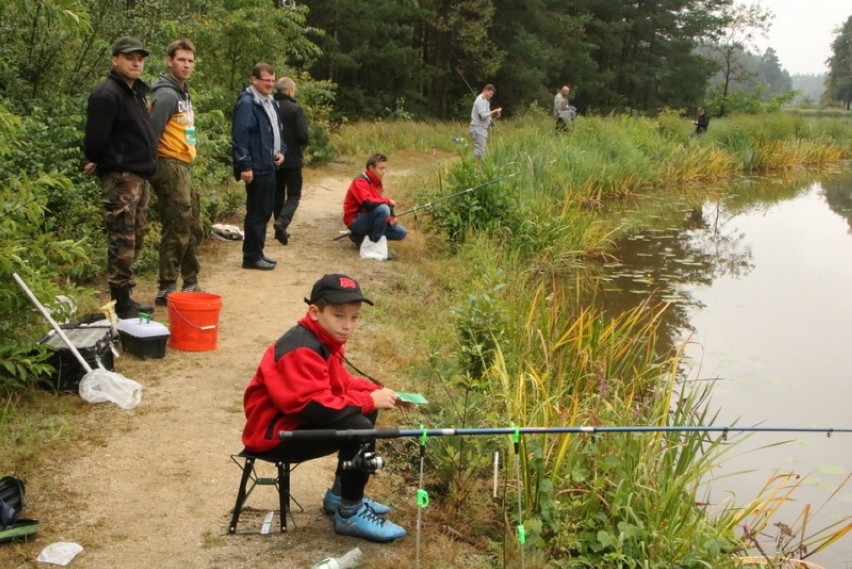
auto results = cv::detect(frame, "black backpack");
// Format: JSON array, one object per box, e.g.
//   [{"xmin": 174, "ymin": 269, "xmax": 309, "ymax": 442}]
[{"xmin": 0, "ymin": 476, "xmax": 39, "ymax": 543}]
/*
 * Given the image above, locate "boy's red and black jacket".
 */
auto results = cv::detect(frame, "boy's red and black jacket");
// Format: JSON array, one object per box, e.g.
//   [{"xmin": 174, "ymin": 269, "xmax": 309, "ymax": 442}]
[{"xmin": 241, "ymin": 314, "xmax": 380, "ymax": 452}]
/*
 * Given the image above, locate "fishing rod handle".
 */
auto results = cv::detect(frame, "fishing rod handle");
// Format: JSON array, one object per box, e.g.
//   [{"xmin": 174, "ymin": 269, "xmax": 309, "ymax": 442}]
[{"xmin": 280, "ymin": 428, "xmax": 402, "ymax": 440}]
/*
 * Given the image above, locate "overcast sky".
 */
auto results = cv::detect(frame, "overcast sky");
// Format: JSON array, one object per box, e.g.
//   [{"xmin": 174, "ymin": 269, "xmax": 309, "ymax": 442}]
[{"xmin": 754, "ymin": 1, "xmax": 849, "ymax": 75}]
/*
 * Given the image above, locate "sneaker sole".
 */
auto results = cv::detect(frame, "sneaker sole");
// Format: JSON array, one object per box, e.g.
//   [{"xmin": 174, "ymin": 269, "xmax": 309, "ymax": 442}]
[{"xmin": 333, "ymin": 521, "xmax": 405, "ymax": 542}]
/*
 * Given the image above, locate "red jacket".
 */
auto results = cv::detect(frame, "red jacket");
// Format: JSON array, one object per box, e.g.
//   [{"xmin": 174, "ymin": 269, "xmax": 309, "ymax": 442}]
[
  {"xmin": 342, "ymin": 169, "xmax": 394, "ymax": 227},
  {"xmin": 241, "ymin": 314, "xmax": 380, "ymax": 452}
]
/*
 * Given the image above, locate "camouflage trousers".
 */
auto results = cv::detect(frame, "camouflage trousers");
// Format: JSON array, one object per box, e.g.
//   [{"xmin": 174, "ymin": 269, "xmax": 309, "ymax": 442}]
[
  {"xmin": 149, "ymin": 157, "xmax": 202, "ymax": 289},
  {"xmin": 100, "ymin": 171, "xmax": 150, "ymax": 288}
]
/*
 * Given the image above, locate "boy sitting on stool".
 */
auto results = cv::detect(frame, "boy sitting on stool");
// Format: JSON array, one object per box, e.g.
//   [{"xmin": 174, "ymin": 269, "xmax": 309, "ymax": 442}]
[{"xmin": 240, "ymin": 273, "xmax": 411, "ymax": 541}]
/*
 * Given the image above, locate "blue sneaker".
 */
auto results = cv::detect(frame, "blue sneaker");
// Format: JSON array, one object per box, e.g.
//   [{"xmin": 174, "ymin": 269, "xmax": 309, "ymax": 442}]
[
  {"xmin": 333, "ymin": 504, "xmax": 406, "ymax": 542},
  {"xmin": 322, "ymin": 489, "xmax": 391, "ymax": 515}
]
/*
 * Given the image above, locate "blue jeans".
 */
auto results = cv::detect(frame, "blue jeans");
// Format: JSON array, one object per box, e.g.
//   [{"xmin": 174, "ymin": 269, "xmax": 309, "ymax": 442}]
[{"xmin": 348, "ymin": 204, "xmax": 407, "ymax": 243}]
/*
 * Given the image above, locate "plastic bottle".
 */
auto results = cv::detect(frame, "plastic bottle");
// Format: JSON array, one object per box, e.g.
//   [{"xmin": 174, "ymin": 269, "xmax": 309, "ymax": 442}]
[{"xmin": 310, "ymin": 547, "xmax": 363, "ymax": 569}]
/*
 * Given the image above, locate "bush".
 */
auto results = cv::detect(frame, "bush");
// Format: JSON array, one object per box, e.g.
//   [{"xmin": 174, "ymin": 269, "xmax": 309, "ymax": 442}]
[{"xmin": 0, "ymin": 104, "xmax": 94, "ymax": 392}]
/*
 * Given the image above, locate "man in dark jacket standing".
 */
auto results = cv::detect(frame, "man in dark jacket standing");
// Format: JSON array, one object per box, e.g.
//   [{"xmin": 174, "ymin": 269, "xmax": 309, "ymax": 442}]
[
  {"xmin": 83, "ymin": 36, "xmax": 158, "ymax": 319},
  {"xmin": 691, "ymin": 107, "xmax": 710, "ymax": 136},
  {"xmin": 149, "ymin": 38, "xmax": 203, "ymax": 306},
  {"xmin": 272, "ymin": 76, "xmax": 309, "ymax": 246},
  {"xmin": 231, "ymin": 62, "xmax": 286, "ymax": 270}
]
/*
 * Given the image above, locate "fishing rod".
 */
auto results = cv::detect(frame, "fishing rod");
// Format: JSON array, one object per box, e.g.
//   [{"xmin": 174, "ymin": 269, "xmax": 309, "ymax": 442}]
[
  {"xmin": 395, "ymin": 170, "xmax": 523, "ymax": 218},
  {"xmin": 284, "ymin": 422, "xmax": 852, "ymax": 569},
  {"xmin": 456, "ymin": 65, "xmax": 478, "ymax": 98},
  {"xmin": 281, "ymin": 424, "xmax": 852, "ymax": 441},
  {"xmin": 332, "ymin": 161, "xmax": 554, "ymax": 241}
]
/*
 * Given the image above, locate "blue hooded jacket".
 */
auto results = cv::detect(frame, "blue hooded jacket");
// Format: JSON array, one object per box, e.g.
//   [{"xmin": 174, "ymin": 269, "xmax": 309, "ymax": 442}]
[{"xmin": 231, "ymin": 88, "xmax": 285, "ymax": 179}]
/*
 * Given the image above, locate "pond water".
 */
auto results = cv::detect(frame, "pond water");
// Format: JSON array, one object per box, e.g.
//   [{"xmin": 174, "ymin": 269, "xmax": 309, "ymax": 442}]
[{"xmin": 597, "ymin": 167, "xmax": 852, "ymax": 567}]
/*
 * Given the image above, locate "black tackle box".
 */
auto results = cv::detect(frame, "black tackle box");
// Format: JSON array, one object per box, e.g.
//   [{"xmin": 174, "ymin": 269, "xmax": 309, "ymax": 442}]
[{"xmin": 37, "ymin": 325, "xmax": 115, "ymax": 391}]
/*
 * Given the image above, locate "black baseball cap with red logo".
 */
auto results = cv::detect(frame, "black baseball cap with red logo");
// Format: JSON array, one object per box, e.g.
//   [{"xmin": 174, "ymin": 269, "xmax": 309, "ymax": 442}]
[{"xmin": 305, "ymin": 274, "xmax": 374, "ymax": 306}]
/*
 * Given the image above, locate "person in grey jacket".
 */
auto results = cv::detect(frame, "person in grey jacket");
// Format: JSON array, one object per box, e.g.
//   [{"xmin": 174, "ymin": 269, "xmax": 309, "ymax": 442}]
[
  {"xmin": 469, "ymin": 84, "xmax": 501, "ymax": 161},
  {"xmin": 553, "ymin": 84, "xmax": 575, "ymax": 132},
  {"xmin": 231, "ymin": 62, "xmax": 286, "ymax": 270},
  {"xmin": 272, "ymin": 76, "xmax": 309, "ymax": 245}
]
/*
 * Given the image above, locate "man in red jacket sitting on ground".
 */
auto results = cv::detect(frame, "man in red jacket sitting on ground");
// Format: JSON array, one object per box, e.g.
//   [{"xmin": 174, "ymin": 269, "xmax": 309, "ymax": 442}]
[
  {"xmin": 342, "ymin": 153, "xmax": 408, "ymax": 256},
  {"xmin": 240, "ymin": 274, "xmax": 411, "ymax": 542}
]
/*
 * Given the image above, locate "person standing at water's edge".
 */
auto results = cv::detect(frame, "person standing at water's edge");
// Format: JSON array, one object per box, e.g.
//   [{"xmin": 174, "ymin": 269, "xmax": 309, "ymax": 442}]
[
  {"xmin": 272, "ymin": 76, "xmax": 309, "ymax": 246},
  {"xmin": 232, "ymin": 62, "xmax": 286, "ymax": 271},
  {"xmin": 83, "ymin": 36, "xmax": 158, "ymax": 319},
  {"xmin": 469, "ymin": 84, "xmax": 501, "ymax": 161},
  {"xmin": 149, "ymin": 38, "xmax": 204, "ymax": 306},
  {"xmin": 691, "ymin": 107, "xmax": 710, "ymax": 136},
  {"xmin": 553, "ymin": 84, "xmax": 575, "ymax": 132}
]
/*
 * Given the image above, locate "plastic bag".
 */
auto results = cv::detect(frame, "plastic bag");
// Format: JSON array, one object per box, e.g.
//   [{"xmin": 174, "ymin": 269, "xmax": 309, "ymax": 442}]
[
  {"xmin": 359, "ymin": 236, "xmax": 388, "ymax": 261},
  {"xmin": 36, "ymin": 542, "xmax": 84, "ymax": 565},
  {"xmin": 78, "ymin": 368, "xmax": 142, "ymax": 410}
]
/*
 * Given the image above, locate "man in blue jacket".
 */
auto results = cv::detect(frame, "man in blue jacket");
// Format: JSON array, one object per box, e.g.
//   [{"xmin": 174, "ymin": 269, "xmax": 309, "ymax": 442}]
[{"xmin": 231, "ymin": 62, "xmax": 286, "ymax": 270}]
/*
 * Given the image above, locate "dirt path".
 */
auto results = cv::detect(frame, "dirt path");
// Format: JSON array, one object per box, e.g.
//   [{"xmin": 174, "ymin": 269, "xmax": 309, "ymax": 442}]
[{"xmin": 46, "ymin": 159, "xmax": 428, "ymax": 569}]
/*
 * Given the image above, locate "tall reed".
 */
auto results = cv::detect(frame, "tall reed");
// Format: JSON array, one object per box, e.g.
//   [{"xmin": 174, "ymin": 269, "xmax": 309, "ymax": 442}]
[{"xmin": 479, "ymin": 274, "xmax": 743, "ymax": 566}]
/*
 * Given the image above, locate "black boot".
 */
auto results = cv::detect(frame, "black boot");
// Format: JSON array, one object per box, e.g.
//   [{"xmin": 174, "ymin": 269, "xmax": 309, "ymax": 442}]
[{"xmin": 111, "ymin": 285, "xmax": 155, "ymax": 319}]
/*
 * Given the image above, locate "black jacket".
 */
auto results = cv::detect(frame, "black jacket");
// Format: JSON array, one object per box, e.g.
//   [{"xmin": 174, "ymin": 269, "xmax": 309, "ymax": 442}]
[
  {"xmin": 84, "ymin": 69, "xmax": 158, "ymax": 178},
  {"xmin": 273, "ymin": 92, "xmax": 309, "ymax": 169}
]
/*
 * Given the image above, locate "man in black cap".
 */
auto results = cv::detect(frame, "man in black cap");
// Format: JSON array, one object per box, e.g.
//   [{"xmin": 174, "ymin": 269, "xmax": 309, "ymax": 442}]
[
  {"xmin": 240, "ymin": 274, "xmax": 410, "ymax": 542},
  {"xmin": 83, "ymin": 36, "xmax": 158, "ymax": 319}
]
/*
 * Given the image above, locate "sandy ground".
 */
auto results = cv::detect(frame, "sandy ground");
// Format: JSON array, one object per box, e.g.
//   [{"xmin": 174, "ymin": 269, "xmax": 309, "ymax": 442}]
[{"xmin": 26, "ymin": 162, "xmax": 430, "ymax": 568}]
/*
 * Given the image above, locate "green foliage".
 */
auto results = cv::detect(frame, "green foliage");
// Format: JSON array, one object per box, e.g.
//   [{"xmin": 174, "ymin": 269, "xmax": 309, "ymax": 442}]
[
  {"xmin": 0, "ymin": 104, "xmax": 93, "ymax": 392},
  {"xmin": 825, "ymin": 15, "xmax": 852, "ymax": 109},
  {"xmin": 450, "ymin": 268, "xmax": 508, "ymax": 379},
  {"xmin": 3, "ymin": 98, "xmax": 107, "ymax": 281},
  {"xmin": 295, "ymin": 76, "xmax": 338, "ymax": 166},
  {"xmin": 707, "ymin": 84, "xmax": 797, "ymax": 116},
  {"xmin": 301, "ymin": 0, "xmax": 433, "ymax": 118},
  {"xmin": 422, "ymin": 160, "xmax": 527, "ymax": 247},
  {"xmin": 191, "ymin": 1, "xmax": 322, "ymax": 108}
]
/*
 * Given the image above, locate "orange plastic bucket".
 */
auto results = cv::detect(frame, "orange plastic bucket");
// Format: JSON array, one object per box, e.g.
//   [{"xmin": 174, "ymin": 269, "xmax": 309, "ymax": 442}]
[{"xmin": 167, "ymin": 292, "xmax": 222, "ymax": 351}]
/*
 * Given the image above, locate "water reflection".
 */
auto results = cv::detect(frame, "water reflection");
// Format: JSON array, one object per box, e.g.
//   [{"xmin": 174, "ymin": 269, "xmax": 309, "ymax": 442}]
[{"xmin": 595, "ymin": 167, "xmax": 852, "ymax": 566}]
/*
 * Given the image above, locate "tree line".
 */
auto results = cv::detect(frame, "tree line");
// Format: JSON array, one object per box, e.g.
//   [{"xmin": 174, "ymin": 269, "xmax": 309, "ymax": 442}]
[{"xmin": 2, "ymin": 1, "xmax": 850, "ymax": 123}]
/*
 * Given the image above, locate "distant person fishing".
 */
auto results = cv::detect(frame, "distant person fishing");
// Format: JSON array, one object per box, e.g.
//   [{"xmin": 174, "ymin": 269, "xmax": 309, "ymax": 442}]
[
  {"xmin": 691, "ymin": 107, "xmax": 710, "ymax": 136},
  {"xmin": 469, "ymin": 84, "xmax": 502, "ymax": 161},
  {"xmin": 553, "ymin": 84, "xmax": 576, "ymax": 132}
]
